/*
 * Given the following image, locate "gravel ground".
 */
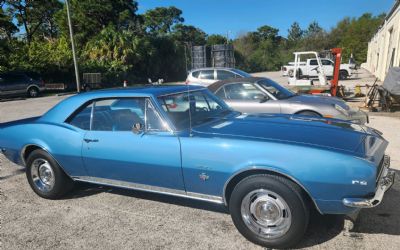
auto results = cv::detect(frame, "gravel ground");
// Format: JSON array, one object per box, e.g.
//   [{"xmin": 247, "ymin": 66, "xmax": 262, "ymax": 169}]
[{"xmin": 1, "ymin": 72, "xmax": 400, "ymax": 249}]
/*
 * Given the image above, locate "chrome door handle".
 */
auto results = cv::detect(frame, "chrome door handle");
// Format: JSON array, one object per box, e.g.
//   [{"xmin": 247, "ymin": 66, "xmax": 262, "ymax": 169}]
[{"xmin": 84, "ymin": 139, "xmax": 99, "ymax": 143}]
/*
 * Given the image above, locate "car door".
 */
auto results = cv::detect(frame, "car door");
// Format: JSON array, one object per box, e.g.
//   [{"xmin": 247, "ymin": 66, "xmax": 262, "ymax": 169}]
[
  {"xmin": 0, "ymin": 74, "xmax": 14, "ymax": 95},
  {"xmin": 79, "ymin": 97, "xmax": 185, "ymax": 191},
  {"xmin": 0, "ymin": 76, "xmax": 5, "ymax": 96},
  {"xmin": 5, "ymin": 74, "xmax": 28, "ymax": 94},
  {"xmin": 218, "ymin": 82, "xmax": 280, "ymax": 114},
  {"xmin": 308, "ymin": 59, "xmax": 319, "ymax": 77},
  {"xmin": 322, "ymin": 59, "xmax": 334, "ymax": 76}
]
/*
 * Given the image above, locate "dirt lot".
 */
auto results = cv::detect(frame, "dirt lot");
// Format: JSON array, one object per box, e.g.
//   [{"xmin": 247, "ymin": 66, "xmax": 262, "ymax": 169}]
[{"xmin": 1, "ymin": 72, "xmax": 400, "ymax": 249}]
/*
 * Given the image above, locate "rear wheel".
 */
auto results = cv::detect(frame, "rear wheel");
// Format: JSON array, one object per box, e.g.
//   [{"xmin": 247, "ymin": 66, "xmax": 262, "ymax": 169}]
[
  {"xmin": 339, "ymin": 70, "xmax": 348, "ymax": 80},
  {"xmin": 229, "ymin": 174, "xmax": 309, "ymax": 249},
  {"xmin": 26, "ymin": 149, "xmax": 74, "ymax": 199},
  {"xmin": 27, "ymin": 86, "xmax": 39, "ymax": 98}
]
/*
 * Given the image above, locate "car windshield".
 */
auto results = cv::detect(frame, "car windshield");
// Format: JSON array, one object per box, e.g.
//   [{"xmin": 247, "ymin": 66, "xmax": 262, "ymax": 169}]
[
  {"xmin": 257, "ymin": 79, "xmax": 296, "ymax": 100},
  {"xmin": 158, "ymin": 89, "xmax": 234, "ymax": 130},
  {"xmin": 231, "ymin": 69, "xmax": 252, "ymax": 78}
]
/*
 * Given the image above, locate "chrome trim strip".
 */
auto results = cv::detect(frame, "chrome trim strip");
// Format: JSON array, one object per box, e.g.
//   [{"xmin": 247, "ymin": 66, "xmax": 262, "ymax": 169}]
[
  {"xmin": 343, "ymin": 156, "xmax": 395, "ymax": 208},
  {"xmin": 20, "ymin": 144, "xmax": 35, "ymax": 166},
  {"xmin": 222, "ymin": 167, "xmax": 323, "ymax": 214},
  {"xmin": 146, "ymin": 98, "xmax": 173, "ymax": 133},
  {"xmin": 157, "ymin": 88, "xmax": 206, "ymax": 98},
  {"xmin": 73, "ymin": 176, "xmax": 224, "ymax": 204}
]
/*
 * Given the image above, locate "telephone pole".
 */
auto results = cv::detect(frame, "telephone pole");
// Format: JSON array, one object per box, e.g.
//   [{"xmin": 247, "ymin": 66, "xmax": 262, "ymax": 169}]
[{"xmin": 65, "ymin": 0, "xmax": 81, "ymax": 93}]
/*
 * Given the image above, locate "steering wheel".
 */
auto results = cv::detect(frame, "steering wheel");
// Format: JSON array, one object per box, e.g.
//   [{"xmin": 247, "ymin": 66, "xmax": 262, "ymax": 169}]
[{"xmin": 196, "ymin": 107, "xmax": 208, "ymax": 112}]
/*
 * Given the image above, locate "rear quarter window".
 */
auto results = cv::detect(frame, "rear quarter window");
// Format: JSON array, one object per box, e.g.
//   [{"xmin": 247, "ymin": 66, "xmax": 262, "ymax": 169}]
[
  {"xmin": 68, "ymin": 103, "xmax": 93, "ymax": 130},
  {"xmin": 199, "ymin": 70, "xmax": 215, "ymax": 80},
  {"xmin": 191, "ymin": 70, "xmax": 200, "ymax": 78}
]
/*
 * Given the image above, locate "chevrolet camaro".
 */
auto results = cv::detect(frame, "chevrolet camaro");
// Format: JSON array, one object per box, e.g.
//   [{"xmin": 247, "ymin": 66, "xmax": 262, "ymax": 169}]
[{"xmin": 0, "ymin": 85, "xmax": 394, "ymax": 248}]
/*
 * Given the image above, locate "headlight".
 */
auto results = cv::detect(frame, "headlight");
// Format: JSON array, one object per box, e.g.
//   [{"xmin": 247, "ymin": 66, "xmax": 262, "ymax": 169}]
[{"xmin": 334, "ymin": 104, "xmax": 349, "ymax": 116}]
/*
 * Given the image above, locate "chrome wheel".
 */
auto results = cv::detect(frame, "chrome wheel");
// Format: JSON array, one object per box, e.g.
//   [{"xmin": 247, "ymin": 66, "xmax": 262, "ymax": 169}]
[
  {"xmin": 30, "ymin": 158, "xmax": 55, "ymax": 192},
  {"xmin": 241, "ymin": 189, "xmax": 291, "ymax": 239}
]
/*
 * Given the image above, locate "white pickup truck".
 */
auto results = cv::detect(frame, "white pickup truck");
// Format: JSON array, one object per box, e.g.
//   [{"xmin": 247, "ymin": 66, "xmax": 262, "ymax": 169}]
[{"xmin": 282, "ymin": 58, "xmax": 352, "ymax": 80}]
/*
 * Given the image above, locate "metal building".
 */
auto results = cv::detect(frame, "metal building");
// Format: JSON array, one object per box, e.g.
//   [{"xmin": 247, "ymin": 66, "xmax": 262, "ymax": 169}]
[{"xmin": 366, "ymin": 0, "xmax": 400, "ymax": 80}]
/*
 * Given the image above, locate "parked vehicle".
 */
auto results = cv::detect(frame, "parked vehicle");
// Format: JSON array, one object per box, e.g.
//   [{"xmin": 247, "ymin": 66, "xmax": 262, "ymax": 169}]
[
  {"xmin": 0, "ymin": 72, "xmax": 45, "ymax": 98},
  {"xmin": 208, "ymin": 77, "xmax": 368, "ymax": 124},
  {"xmin": 282, "ymin": 58, "xmax": 352, "ymax": 80},
  {"xmin": 0, "ymin": 85, "xmax": 394, "ymax": 249},
  {"xmin": 186, "ymin": 67, "xmax": 252, "ymax": 86}
]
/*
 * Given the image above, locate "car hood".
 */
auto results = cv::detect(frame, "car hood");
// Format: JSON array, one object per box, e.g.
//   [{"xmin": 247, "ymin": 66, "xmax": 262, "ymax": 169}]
[
  {"xmin": 286, "ymin": 94, "xmax": 349, "ymax": 110},
  {"xmin": 192, "ymin": 113, "xmax": 386, "ymax": 156}
]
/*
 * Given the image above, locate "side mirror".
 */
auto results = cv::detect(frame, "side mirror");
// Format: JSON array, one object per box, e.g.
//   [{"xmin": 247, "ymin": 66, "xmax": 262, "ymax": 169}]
[
  {"xmin": 254, "ymin": 94, "xmax": 268, "ymax": 103},
  {"xmin": 253, "ymin": 94, "xmax": 265, "ymax": 100},
  {"xmin": 132, "ymin": 122, "xmax": 144, "ymax": 134}
]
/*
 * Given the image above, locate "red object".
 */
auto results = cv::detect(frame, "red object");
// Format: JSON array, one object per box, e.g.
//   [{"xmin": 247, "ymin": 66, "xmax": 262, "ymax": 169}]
[
  {"xmin": 330, "ymin": 48, "xmax": 342, "ymax": 97},
  {"xmin": 167, "ymin": 103, "xmax": 178, "ymax": 109}
]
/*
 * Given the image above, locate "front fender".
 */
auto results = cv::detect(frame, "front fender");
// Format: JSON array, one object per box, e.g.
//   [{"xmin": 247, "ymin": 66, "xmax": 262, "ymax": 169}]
[{"xmin": 180, "ymin": 136, "xmax": 376, "ymax": 215}]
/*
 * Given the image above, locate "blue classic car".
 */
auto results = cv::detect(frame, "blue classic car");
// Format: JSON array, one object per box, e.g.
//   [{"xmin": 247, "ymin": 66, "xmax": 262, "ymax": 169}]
[{"xmin": 0, "ymin": 85, "xmax": 395, "ymax": 248}]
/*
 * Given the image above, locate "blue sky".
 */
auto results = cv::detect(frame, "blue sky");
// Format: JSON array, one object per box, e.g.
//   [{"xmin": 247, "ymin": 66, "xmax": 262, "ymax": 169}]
[{"xmin": 138, "ymin": 0, "xmax": 394, "ymax": 38}]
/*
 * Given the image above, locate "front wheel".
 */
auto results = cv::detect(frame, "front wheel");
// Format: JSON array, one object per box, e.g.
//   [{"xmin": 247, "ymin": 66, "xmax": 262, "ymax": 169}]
[
  {"xmin": 229, "ymin": 174, "xmax": 309, "ymax": 249},
  {"xmin": 26, "ymin": 149, "xmax": 74, "ymax": 199}
]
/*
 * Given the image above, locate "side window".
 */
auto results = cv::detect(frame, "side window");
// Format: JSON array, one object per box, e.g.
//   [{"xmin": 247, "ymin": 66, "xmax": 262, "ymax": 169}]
[
  {"xmin": 224, "ymin": 83, "xmax": 266, "ymax": 100},
  {"xmin": 191, "ymin": 70, "xmax": 200, "ymax": 78},
  {"xmin": 68, "ymin": 98, "xmax": 166, "ymax": 132},
  {"xmin": 215, "ymin": 87, "xmax": 226, "ymax": 99},
  {"xmin": 145, "ymin": 99, "xmax": 168, "ymax": 131},
  {"xmin": 322, "ymin": 60, "xmax": 332, "ymax": 66},
  {"xmin": 216, "ymin": 70, "xmax": 236, "ymax": 80},
  {"xmin": 199, "ymin": 70, "xmax": 215, "ymax": 80},
  {"xmin": 309, "ymin": 60, "xmax": 318, "ymax": 66},
  {"xmin": 68, "ymin": 103, "xmax": 93, "ymax": 130},
  {"xmin": 92, "ymin": 99, "xmax": 144, "ymax": 131},
  {"xmin": 7, "ymin": 74, "xmax": 26, "ymax": 83}
]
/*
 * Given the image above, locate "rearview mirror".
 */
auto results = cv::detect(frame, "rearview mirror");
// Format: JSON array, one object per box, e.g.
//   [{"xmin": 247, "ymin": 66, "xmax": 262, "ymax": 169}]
[{"xmin": 132, "ymin": 122, "xmax": 144, "ymax": 134}]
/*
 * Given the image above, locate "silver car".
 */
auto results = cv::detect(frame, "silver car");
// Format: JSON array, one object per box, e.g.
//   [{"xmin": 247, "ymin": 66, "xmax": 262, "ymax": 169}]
[
  {"xmin": 208, "ymin": 77, "xmax": 368, "ymax": 124},
  {"xmin": 186, "ymin": 67, "xmax": 252, "ymax": 86}
]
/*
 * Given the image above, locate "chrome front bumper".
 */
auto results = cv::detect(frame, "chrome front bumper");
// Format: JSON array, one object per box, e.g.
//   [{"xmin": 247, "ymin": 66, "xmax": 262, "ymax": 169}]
[{"xmin": 343, "ymin": 156, "xmax": 395, "ymax": 208}]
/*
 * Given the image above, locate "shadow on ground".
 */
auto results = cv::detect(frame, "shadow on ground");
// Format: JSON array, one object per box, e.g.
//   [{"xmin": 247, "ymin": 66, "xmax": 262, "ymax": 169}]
[
  {"xmin": 352, "ymin": 170, "xmax": 400, "ymax": 236},
  {"xmin": 0, "ymin": 168, "xmax": 25, "ymax": 181},
  {"xmin": 59, "ymin": 169, "xmax": 400, "ymax": 248}
]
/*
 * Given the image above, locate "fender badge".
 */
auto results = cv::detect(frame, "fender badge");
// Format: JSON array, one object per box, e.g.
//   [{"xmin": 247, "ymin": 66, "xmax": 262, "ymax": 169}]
[
  {"xmin": 352, "ymin": 180, "xmax": 367, "ymax": 185},
  {"xmin": 199, "ymin": 173, "xmax": 209, "ymax": 181}
]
